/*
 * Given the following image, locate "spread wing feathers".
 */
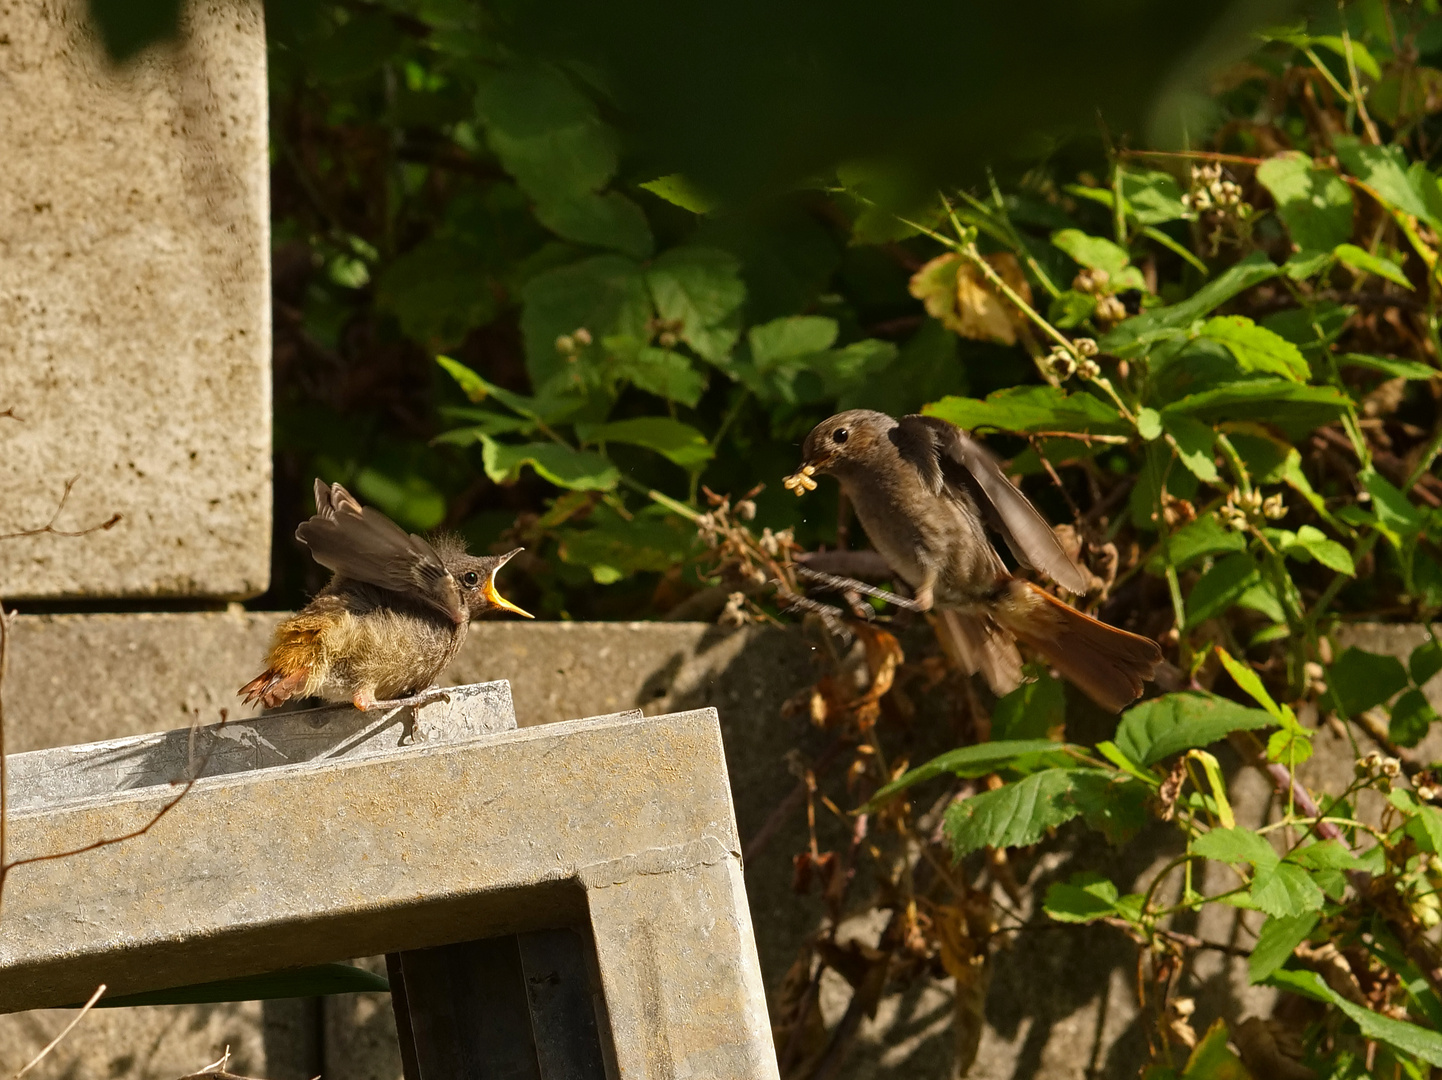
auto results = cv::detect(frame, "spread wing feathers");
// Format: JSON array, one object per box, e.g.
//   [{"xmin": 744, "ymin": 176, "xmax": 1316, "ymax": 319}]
[
  {"xmin": 893, "ymin": 415, "xmax": 1091, "ymax": 595},
  {"xmin": 297, "ymin": 479, "xmax": 463, "ymax": 624}
]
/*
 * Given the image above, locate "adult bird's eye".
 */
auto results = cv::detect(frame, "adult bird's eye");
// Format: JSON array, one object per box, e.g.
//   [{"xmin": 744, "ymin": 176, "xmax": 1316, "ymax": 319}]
[
  {"xmin": 832, "ymin": 428, "xmax": 849, "ymax": 445},
  {"xmin": 461, "ymin": 571, "xmax": 480, "ymax": 587}
]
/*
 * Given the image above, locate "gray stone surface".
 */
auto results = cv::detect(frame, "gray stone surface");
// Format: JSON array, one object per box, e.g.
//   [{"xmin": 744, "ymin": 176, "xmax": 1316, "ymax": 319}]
[
  {"xmin": 0, "ymin": 0, "xmax": 271, "ymax": 600},
  {"xmin": 1, "ymin": 615, "xmax": 1429, "ymax": 1077}
]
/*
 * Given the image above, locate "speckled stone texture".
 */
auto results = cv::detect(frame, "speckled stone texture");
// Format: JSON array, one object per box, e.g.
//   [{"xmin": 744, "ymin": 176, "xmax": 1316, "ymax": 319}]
[{"xmin": 0, "ymin": 0, "xmax": 271, "ymax": 599}]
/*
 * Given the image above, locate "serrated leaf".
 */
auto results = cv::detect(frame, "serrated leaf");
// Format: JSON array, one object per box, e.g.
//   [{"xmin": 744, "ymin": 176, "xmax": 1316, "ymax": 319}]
[
  {"xmin": 1070, "ymin": 773, "xmax": 1150, "ymax": 844},
  {"xmin": 923, "ymin": 385, "xmax": 1126, "ymax": 435},
  {"xmin": 1288, "ymin": 839, "xmax": 1363, "ymax": 871},
  {"xmin": 1161, "ymin": 410, "xmax": 1220, "ymax": 483},
  {"xmin": 520, "ymin": 255, "xmax": 652, "ymax": 387},
  {"xmin": 645, "ymin": 246, "xmax": 746, "ymax": 363},
  {"xmin": 1193, "ymin": 826, "xmax": 1278, "ymax": 870},
  {"xmin": 1099, "ymin": 251, "xmax": 1280, "ymax": 358},
  {"xmin": 1163, "ymin": 380, "xmax": 1351, "ymax": 432},
  {"xmin": 1050, "ymin": 229, "xmax": 1136, "ymax": 283},
  {"xmin": 583, "ymin": 417, "xmax": 713, "ymax": 468},
  {"xmin": 992, "ymin": 672, "xmax": 1066, "ymax": 741},
  {"xmin": 1150, "ymin": 515, "xmax": 1247, "ymax": 572},
  {"xmin": 748, "ymin": 316, "xmax": 839, "ymax": 369},
  {"xmin": 376, "ymin": 238, "xmax": 496, "ymax": 345},
  {"xmin": 1114, "ymin": 692, "xmax": 1273, "ymax": 767},
  {"xmin": 866, "ymin": 740, "xmax": 1076, "ymax": 810},
  {"xmin": 943, "ymin": 768, "xmax": 1093, "ymax": 856},
  {"xmin": 1283, "ymin": 524, "xmax": 1355, "ymax": 575},
  {"xmin": 1335, "ymin": 137, "xmax": 1438, "ymax": 225},
  {"xmin": 1043, "ymin": 872, "xmax": 1120, "ymax": 924},
  {"xmin": 1329, "ymin": 646, "xmax": 1410, "ymax": 716},
  {"xmin": 1250, "ymin": 861, "xmax": 1325, "ymax": 917},
  {"xmin": 1215, "ymin": 647, "xmax": 1283, "ymax": 720},
  {"xmin": 556, "ymin": 509, "xmax": 696, "ymax": 583},
  {"xmin": 536, "ymin": 191, "xmax": 654, "ymax": 258},
  {"xmin": 1137, "ymin": 407, "xmax": 1162, "ymax": 441},
  {"xmin": 1180, "ymin": 1019, "xmax": 1251, "ymax": 1080},
  {"xmin": 1334, "ymin": 243, "xmax": 1412, "ymax": 289},
  {"xmin": 1249, "ymin": 910, "xmax": 1319, "ymax": 984},
  {"xmin": 1198, "ymin": 316, "xmax": 1310, "ymax": 382},
  {"xmin": 1267, "ymin": 969, "xmax": 1442, "ymax": 1066},
  {"xmin": 1361, "ymin": 468, "xmax": 1425, "ymax": 544},
  {"xmin": 610, "ymin": 346, "xmax": 706, "ymax": 407},
  {"xmin": 1255, "ymin": 152, "xmax": 1355, "ymax": 253},
  {"xmin": 1120, "ymin": 169, "xmax": 1190, "ymax": 225},
  {"xmin": 1390, "ymin": 687, "xmax": 1437, "ymax": 748},
  {"xmin": 479, "ymin": 436, "xmax": 619, "ymax": 491},
  {"xmin": 1185, "ymin": 553, "xmax": 1261, "ymax": 629}
]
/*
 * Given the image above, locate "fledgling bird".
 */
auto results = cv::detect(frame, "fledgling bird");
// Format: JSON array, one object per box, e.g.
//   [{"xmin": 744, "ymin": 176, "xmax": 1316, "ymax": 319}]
[
  {"xmin": 790, "ymin": 409, "xmax": 1162, "ymax": 713},
  {"xmin": 239, "ymin": 479, "xmax": 532, "ymax": 712}
]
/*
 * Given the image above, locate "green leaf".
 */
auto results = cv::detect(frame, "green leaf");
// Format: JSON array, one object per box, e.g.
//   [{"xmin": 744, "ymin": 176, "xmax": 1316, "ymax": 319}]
[
  {"xmin": 1120, "ymin": 169, "xmax": 1190, "ymax": 225},
  {"xmin": 1193, "ymin": 826, "xmax": 1278, "ymax": 871},
  {"xmin": 1288, "ymin": 839, "xmax": 1363, "ymax": 871},
  {"xmin": 1250, "ymin": 860, "xmax": 1325, "ymax": 917},
  {"xmin": 645, "ymin": 246, "xmax": 747, "ymax": 363},
  {"xmin": 1329, "ymin": 647, "xmax": 1410, "ymax": 716},
  {"xmin": 583, "ymin": 417, "xmax": 713, "ymax": 469},
  {"xmin": 79, "ymin": 963, "xmax": 389, "ymax": 1008},
  {"xmin": 1338, "ymin": 353, "xmax": 1439, "ymax": 381},
  {"xmin": 944, "ymin": 768, "xmax": 1093, "ymax": 856},
  {"xmin": 1268, "ymin": 969, "xmax": 1442, "ymax": 1066},
  {"xmin": 748, "ymin": 316, "xmax": 838, "ymax": 368},
  {"xmin": 1362, "ymin": 468, "xmax": 1425, "ymax": 545},
  {"xmin": 376, "ymin": 238, "xmax": 496, "ymax": 345},
  {"xmin": 1180, "ymin": 1019, "xmax": 1251, "ymax": 1080},
  {"xmin": 1150, "ymin": 515, "xmax": 1247, "ymax": 571},
  {"xmin": 556, "ymin": 508, "xmax": 697, "ymax": 583},
  {"xmin": 1070, "ymin": 772, "xmax": 1149, "ymax": 844},
  {"xmin": 1043, "ymin": 872, "xmax": 1121, "ymax": 924},
  {"xmin": 1411, "ymin": 639, "xmax": 1442, "ymax": 686},
  {"xmin": 520, "ymin": 255, "xmax": 652, "ymax": 388},
  {"xmin": 610, "ymin": 346, "xmax": 707, "ymax": 407},
  {"xmin": 866, "ymin": 740, "xmax": 1076, "ymax": 810},
  {"xmin": 1164, "ymin": 380, "xmax": 1351, "ymax": 433},
  {"xmin": 1160, "ymin": 411, "xmax": 1220, "ymax": 483},
  {"xmin": 1215, "ymin": 647, "xmax": 1284, "ymax": 721},
  {"xmin": 1050, "ymin": 229, "xmax": 1140, "ymax": 286},
  {"xmin": 638, "ymin": 174, "xmax": 715, "ymax": 214},
  {"xmin": 924, "ymin": 385, "xmax": 1126, "ymax": 435},
  {"xmin": 1137, "ymin": 407, "xmax": 1162, "ymax": 441},
  {"xmin": 1098, "ymin": 251, "xmax": 1280, "ymax": 358},
  {"xmin": 437, "ymin": 356, "xmax": 583, "ymax": 424},
  {"xmin": 1114, "ymin": 692, "xmax": 1273, "ymax": 767},
  {"xmin": 992, "ymin": 671, "xmax": 1066, "ymax": 740},
  {"xmin": 1197, "ymin": 315, "xmax": 1310, "ymax": 382},
  {"xmin": 1390, "ymin": 688, "xmax": 1437, "ymax": 749},
  {"xmin": 479, "ymin": 437, "xmax": 620, "ymax": 491},
  {"xmin": 1185, "ymin": 553, "xmax": 1261, "ymax": 629},
  {"xmin": 1335, "ymin": 137, "xmax": 1438, "ymax": 224},
  {"xmin": 1334, "ymin": 243, "xmax": 1413, "ymax": 289},
  {"xmin": 1283, "ymin": 524, "xmax": 1355, "ymax": 575},
  {"xmin": 535, "ymin": 192, "xmax": 654, "ymax": 259},
  {"xmin": 1255, "ymin": 152, "xmax": 1355, "ymax": 253}
]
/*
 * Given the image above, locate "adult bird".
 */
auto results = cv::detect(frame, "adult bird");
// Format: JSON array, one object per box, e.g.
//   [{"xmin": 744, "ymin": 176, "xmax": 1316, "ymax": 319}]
[{"xmin": 790, "ymin": 410, "xmax": 1161, "ymax": 712}]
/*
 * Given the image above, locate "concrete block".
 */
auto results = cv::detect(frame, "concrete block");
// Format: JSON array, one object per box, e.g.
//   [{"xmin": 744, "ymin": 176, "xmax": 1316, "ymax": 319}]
[{"xmin": 0, "ymin": 0, "xmax": 271, "ymax": 600}]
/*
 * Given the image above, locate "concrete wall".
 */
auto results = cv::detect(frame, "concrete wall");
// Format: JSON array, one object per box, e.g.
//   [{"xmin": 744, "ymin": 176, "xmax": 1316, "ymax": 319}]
[
  {"xmin": 0, "ymin": 0, "xmax": 271, "ymax": 600},
  {"xmin": 11, "ymin": 616, "xmax": 1418, "ymax": 1077}
]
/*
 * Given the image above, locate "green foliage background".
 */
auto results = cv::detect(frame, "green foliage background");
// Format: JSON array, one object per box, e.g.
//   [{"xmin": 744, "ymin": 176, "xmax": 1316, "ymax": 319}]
[{"xmin": 85, "ymin": 0, "xmax": 1442, "ymax": 1074}]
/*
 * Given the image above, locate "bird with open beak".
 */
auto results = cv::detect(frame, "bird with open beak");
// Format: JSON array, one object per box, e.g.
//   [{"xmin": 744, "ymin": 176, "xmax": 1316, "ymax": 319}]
[
  {"xmin": 240, "ymin": 479, "xmax": 532, "ymax": 712},
  {"xmin": 789, "ymin": 410, "xmax": 1162, "ymax": 713}
]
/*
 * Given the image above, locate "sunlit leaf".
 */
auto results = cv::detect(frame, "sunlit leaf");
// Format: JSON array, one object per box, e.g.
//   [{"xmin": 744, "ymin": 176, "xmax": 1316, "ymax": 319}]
[
  {"xmin": 1044, "ymin": 872, "xmax": 1121, "ymax": 924},
  {"xmin": 479, "ymin": 436, "xmax": 619, "ymax": 491},
  {"xmin": 583, "ymin": 417, "xmax": 713, "ymax": 468},
  {"xmin": 1334, "ymin": 243, "xmax": 1412, "ymax": 289},
  {"xmin": 1255, "ymin": 152, "xmax": 1354, "ymax": 253},
  {"xmin": 1198, "ymin": 315, "xmax": 1309, "ymax": 381},
  {"xmin": 944, "ymin": 768, "xmax": 1096, "ymax": 856},
  {"xmin": 1114, "ymin": 692, "xmax": 1273, "ymax": 766},
  {"xmin": 1248, "ymin": 912, "xmax": 1319, "ymax": 983}
]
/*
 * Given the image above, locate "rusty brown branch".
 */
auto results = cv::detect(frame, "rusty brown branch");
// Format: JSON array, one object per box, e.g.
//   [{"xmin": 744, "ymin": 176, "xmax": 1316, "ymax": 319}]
[{"xmin": 0, "ymin": 477, "xmax": 122, "ymax": 542}]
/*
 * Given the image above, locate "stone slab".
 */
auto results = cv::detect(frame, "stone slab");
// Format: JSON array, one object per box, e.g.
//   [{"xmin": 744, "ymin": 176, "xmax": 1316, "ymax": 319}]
[
  {"xmin": 0, "ymin": 0, "xmax": 271, "ymax": 600},
  {"xmin": 3, "ymin": 616, "xmax": 1430, "ymax": 1077}
]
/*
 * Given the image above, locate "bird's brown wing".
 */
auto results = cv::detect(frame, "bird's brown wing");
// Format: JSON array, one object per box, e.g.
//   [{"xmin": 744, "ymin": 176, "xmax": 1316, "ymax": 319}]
[
  {"xmin": 297, "ymin": 479, "xmax": 464, "ymax": 624},
  {"xmin": 893, "ymin": 415, "xmax": 1091, "ymax": 594}
]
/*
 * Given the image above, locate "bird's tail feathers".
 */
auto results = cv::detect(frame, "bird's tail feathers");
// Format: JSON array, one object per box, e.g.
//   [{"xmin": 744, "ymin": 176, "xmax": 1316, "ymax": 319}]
[
  {"xmin": 929, "ymin": 608, "xmax": 1026, "ymax": 699},
  {"xmin": 237, "ymin": 616, "xmax": 328, "ymax": 709},
  {"xmin": 992, "ymin": 581, "xmax": 1162, "ymax": 713}
]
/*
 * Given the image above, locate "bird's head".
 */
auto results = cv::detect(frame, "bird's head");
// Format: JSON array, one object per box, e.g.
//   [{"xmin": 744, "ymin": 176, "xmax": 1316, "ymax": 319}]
[
  {"xmin": 798, "ymin": 409, "xmax": 895, "ymax": 477},
  {"xmin": 448, "ymin": 547, "xmax": 533, "ymax": 619}
]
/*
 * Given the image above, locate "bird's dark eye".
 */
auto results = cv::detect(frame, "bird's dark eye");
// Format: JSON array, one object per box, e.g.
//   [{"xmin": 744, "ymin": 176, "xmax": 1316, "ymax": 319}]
[
  {"xmin": 461, "ymin": 571, "xmax": 481, "ymax": 588},
  {"xmin": 832, "ymin": 428, "xmax": 849, "ymax": 445}
]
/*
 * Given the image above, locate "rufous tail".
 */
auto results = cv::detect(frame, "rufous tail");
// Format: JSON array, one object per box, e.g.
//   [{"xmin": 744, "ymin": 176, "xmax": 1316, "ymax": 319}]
[
  {"xmin": 991, "ymin": 581, "xmax": 1162, "ymax": 713},
  {"xmin": 237, "ymin": 615, "xmax": 327, "ymax": 709}
]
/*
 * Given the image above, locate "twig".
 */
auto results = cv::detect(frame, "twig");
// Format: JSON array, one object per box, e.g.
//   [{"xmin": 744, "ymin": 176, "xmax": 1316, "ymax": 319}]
[
  {"xmin": 0, "ymin": 408, "xmax": 19, "ymax": 422},
  {"xmin": 14, "ymin": 983, "xmax": 106, "ymax": 1078},
  {"xmin": 0, "ymin": 477, "xmax": 122, "ymax": 541}
]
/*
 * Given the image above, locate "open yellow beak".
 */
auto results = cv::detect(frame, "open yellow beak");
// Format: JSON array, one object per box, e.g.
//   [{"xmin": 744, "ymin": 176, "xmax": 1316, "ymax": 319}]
[{"xmin": 483, "ymin": 577, "xmax": 533, "ymax": 618}]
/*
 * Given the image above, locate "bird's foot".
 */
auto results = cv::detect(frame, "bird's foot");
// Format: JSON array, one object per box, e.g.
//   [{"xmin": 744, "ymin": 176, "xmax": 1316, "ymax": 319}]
[
  {"xmin": 794, "ymin": 566, "xmax": 927, "ymax": 612},
  {"xmin": 354, "ymin": 687, "xmax": 452, "ymax": 715}
]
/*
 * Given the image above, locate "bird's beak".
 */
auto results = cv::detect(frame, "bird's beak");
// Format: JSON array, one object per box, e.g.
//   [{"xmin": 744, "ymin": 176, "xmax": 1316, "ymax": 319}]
[{"xmin": 484, "ymin": 548, "xmax": 534, "ymax": 618}]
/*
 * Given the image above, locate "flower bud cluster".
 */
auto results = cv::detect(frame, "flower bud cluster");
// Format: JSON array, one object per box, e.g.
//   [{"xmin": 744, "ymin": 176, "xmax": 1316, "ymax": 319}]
[
  {"xmin": 1355, "ymin": 750, "xmax": 1402, "ymax": 780},
  {"xmin": 1219, "ymin": 488, "xmax": 1286, "ymax": 531},
  {"xmin": 1182, "ymin": 164, "xmax": 1247, "ymax": 214},
  {"xmin": 554, "ymin": 326, "xmax": 594, "ymax": 356}
]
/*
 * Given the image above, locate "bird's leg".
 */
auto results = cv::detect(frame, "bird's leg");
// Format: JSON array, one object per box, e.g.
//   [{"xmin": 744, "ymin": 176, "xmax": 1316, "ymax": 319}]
[
  {"xmin": 354, "ymin": 686, "xmax": 453, "ymax": 713},
  {"xmin": 795, "ymin": 566, "xmax": 929, "ymax": 613}
]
